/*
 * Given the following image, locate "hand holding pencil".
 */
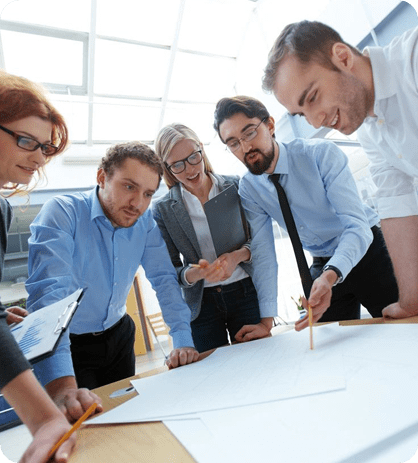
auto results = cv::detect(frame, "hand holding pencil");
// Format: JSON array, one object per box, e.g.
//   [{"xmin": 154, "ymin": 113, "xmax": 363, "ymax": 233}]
[
  {"xmin": 294, "ymin": 274, "xmax": 334, "ymax": 332},
  {"xmin": 47, "ymin": 402, "xmax": 98, "ymax": 460}
]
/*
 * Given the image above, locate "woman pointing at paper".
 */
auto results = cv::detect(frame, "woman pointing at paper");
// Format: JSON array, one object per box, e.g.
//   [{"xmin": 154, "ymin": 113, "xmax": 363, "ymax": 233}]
[
  {"xmin": 153, "ymin": 123, "xmax": 270, "ymax": 352},
  {"xmin": 0, "ymin": 70, "xmax": 96, "ymax": 462}
]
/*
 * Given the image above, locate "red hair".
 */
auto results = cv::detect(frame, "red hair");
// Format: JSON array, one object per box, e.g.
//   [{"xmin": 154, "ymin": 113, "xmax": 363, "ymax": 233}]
[{"xmin": 0, "ymin": 70, "xmax": 69, "ymax": 156}]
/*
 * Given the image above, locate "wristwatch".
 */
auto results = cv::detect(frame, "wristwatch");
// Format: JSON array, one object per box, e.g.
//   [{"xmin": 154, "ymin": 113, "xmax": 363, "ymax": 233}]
[{"xmin": 322, "ymin": 265, "xmax": 343, "ymax": 286}]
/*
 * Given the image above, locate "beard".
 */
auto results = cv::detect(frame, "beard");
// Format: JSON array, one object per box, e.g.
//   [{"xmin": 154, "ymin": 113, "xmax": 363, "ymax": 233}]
[
  {"xmin": 244, "ymin": 141, "xmax": 275, "ymax": 175},
  {"xmin": 337, "ymin": 72, "xmax": 372, "ymax": 135}
]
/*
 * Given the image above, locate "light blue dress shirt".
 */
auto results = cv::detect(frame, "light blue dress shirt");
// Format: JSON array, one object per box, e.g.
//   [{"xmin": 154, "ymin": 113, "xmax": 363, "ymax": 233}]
[
  {"xmin": 26, "ymin": 187, "xmax": 194, "ymax": 385},
  {"xmin": 239, "ymin": 138, "xmax": 379, "ymax": 317}
]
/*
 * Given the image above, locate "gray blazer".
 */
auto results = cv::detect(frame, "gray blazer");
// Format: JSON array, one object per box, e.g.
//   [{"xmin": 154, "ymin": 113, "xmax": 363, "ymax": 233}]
[{"xmin": 152, "ymin": 174, "xmax": 254, "ymax": 321}]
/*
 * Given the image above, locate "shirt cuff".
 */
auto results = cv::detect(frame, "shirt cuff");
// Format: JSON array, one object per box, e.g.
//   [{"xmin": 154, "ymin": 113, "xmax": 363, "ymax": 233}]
[
  {"xmin": 241, "ymin": 244, "xmax": 252, "ymax": 264},
  {"xmin": 171, "ymin": 329, "xmax": 195, "ymax": 350},
  {"xmin": 32, "ymin": 342, "xmax": 75, "ymax": 386},
  {"xmin": 258, "ymin": 300, "xmax": 278, "ymax": 318},
  {"xmin": 377, "ymin": 192, "xmax": 418, "ymax": 219},
  {"xmin": 180, "ymin": 266, "xmax": 196, "ymax": 287}
]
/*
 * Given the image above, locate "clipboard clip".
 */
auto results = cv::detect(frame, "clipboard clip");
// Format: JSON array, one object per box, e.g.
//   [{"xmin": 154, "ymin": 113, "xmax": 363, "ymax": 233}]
[{"xmin": 53, "ymin": 301, "xmax": 78, "ymax": 335}]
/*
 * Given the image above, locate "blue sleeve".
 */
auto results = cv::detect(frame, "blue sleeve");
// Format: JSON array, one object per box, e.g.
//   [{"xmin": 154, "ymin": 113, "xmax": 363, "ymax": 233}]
[
  {"xmin": 141, "ymin": 214, "xmax": 194, "ymax": 349},
  {"xmin": 316, "ymin": 142, "xmax": 374, "ymax": 279},
  {"xmin": 239, "ymin": 179, "xmax": 278, "ymax": 318},
  {"xmin": 26, "ymin": 198, "xmax": 76, "ymax": 385}
]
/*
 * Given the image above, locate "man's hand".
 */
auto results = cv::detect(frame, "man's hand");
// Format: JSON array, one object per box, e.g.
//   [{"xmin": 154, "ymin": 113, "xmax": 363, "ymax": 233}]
[
  {"xmin": 383, "ymin": 302, "xmax": 418, "ymax": 320},
  {"xmin": 5, "ymin": 306, "xmax": 28, "ymax": 325},
  {"xmin": 295, "ymin": 270, "xmax": 336, "ymax": 331},
  {"xmin": 166, "ymin": 347, "xmax": 199, "ymax": 370},
  {"xmin": 45, "ymin": 376, "xmax": 102, "ymax": 423},
  {"xmin": 235, "ymin": 317, "xmax": 273, "ymax": 342}
]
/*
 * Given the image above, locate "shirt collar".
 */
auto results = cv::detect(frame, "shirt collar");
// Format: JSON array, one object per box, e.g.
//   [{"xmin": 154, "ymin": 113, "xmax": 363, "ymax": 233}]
[
  {"xmin": 262, "ymin": 141, "xmax": 288, "ymax": 178},
  {"xmin": 90, "ymin": 186, "xmax": 108, "ymax": 221},
  {"xmin": 365, "ymin": 46, "xmax": 397, "ymax": 115}
]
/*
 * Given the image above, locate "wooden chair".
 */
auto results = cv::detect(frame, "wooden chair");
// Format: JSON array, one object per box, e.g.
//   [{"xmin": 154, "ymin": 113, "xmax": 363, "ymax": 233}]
[{"xmin": 145, "ymin": 312, "xmax": 172, "ymax": 358}]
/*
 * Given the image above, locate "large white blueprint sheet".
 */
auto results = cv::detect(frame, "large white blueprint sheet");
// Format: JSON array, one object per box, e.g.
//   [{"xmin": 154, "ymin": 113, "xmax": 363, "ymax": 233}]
[
  {"xmin": 165, "ymin": 323, "xmax": 418, "ymax": 463},
  {"xmin": 87, "ymin": 323, "xmax": 418, "ymax": 462},
  {"xmin": 89, "ymin": 324, "xmax": 345, "ymax": 424}
]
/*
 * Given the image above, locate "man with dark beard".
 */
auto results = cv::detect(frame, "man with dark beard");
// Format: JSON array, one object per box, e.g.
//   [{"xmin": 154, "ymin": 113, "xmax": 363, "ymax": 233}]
[{"xmin": 214, "ymin": 96, "xmax": 398, "ymax": 337}]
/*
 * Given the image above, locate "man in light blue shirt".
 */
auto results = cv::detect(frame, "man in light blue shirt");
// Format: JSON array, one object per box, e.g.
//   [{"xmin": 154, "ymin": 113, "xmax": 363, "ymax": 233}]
[
  {"xmin": 213, "ymin": 96, "xmax": 398, "ymax": 337},
  {"xmin": 26, "ymin": 141, "xmax": 198, "ymax": 421}
]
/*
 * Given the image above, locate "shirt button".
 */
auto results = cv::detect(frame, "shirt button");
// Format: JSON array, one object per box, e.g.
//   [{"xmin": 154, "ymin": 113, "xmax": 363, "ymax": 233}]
[
  {"xmin": 216, "ymin": 287, "xmax": 222, "ymax": 293},
  {"xmin": 377, "ymin": 119, "xmax": 384, "ymax": 125},
  {"xmin": 300, "ymin": 226, "xmax": 304, "ymax": 230},
  {"xmin": 398, "ymin": 153, "xmax": 403, "ymax": 159},
  {"xmin": 114, "ymin": 282, "xmax": 117, "ymax": 286},
  {"xmin": 115, "ymin": 257, "xmax": 119, "ymax": 261}
]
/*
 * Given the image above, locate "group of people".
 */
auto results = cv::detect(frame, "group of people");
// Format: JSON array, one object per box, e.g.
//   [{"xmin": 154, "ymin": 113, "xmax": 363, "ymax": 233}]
[{"xmin": 1, "ymin": 18, "xmax": 417, "ymax": 463}]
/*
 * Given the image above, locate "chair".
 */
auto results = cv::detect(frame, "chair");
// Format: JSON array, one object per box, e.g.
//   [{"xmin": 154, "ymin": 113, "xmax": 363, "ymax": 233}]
[{"xmin": 145, "ymin": 312, "xmax": 171, "ymax": 358}]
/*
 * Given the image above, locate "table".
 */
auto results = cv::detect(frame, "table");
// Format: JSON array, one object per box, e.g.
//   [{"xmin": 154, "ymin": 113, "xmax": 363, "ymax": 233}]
[
  {"xmin": 67, "ymin": 316, "xmax": 418, "ymax": 463},
  {"xmin": 0, "ymin": 316, "xmax": 418, "ymax": 463}
]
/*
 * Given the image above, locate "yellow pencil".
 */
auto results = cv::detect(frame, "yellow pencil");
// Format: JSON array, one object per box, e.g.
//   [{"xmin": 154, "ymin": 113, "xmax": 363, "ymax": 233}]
[
  {"xmin": 308, "ymin": 305, "xmax": 314, "ymax": 350},
  {"xmin": 189, "ymin": 264, "xmax": 201, "ymax": 268},
  {"xmin": 47, "ymin": 402, "xmax": 98, "ymax": 458}
]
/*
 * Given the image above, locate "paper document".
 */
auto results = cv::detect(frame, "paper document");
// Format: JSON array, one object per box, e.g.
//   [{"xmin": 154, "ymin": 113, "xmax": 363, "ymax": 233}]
[
  {"xmin": 11, "ymin": 288, "xmax": 84, "ymax": 364},
  {"xmin": 88, "ymin": 325, "xmax": 345, "ymax": 425},
  {"xmin": 164, "ymin": 323, "xmax": 418, "ymax": 463}
]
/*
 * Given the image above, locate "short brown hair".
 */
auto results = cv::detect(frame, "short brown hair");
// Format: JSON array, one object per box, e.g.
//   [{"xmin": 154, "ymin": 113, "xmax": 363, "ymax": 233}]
[
  {"xmin": 213, "ymin": 96, "xmax": 271, "ymax": 141},
  {"xmin": 262, "ymin": 21, "xmax": 362, "ymax": 92},
  {"xmin": 99, "ymin": 141, "xmax": 163, "ymax": 187}
]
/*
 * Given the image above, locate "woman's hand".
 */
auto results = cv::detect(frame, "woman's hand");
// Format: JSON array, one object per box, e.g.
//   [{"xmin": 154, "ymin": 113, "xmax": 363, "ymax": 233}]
[{"xmin": 5, "ymin": 306, "xmax": 28, "ymax": 325}]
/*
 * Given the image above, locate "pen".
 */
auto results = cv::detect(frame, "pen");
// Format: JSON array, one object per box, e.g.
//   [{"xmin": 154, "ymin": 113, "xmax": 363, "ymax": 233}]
[
  {"xmin": 47, "ymin": 402, "xmax": 98, "ymax": 458},
  {"xmin": 308, "ymin": 305, "xmax": 314, "ymax": 350}
]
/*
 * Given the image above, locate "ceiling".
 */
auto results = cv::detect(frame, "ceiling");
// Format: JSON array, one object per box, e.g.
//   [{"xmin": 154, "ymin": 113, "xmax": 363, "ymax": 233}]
[{"xmin": 0, "ymin": 0, "xmax": 413, "ymax": 191}]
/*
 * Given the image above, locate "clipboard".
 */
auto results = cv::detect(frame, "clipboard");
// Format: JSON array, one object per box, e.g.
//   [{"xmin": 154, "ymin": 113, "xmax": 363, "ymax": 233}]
[
  {"xmin": 203, "ymin": 184, "xmax": 250, "ymax": 257},
  {"xmin": 11, "ymin": 288, "xmax": 84, "ymax": 364}
]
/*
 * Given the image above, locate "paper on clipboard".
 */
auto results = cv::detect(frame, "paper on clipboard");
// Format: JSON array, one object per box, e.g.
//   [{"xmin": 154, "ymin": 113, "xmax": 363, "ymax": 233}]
[
  {"xmin": 203, "ymin": 184, "xmax": 249, "ymax": 256},
  {"xmin": 11, "ymin": 288, "xmax": 84, "ymax": 364}
]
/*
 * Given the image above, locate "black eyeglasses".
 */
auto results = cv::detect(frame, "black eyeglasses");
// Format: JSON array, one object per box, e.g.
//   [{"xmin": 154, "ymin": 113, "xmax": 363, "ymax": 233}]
[
  {"xmin": 225, "ymin": 118, "xmax": 267, "ymax": 153},
  {"xmin": 0, "ymin": 124, "xmax": 58, "ymax": 156},
  {"xmin": 166, "ymin": 149, "xmax": 203, "ymax": 174}
]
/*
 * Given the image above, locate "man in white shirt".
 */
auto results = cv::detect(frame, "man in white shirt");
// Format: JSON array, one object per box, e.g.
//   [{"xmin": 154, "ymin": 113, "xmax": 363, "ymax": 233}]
[{"xmin": 262, "ymin": 20, "xmax": 418, "ymax": 320}]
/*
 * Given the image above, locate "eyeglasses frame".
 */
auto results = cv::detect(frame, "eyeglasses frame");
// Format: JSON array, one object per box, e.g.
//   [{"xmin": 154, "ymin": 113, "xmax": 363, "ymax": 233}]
[
  {"xmin": 0, "ymin": 124, "xmax": 58, "ymax": 156},
  {"xmin": 225, "ymin": 117, "xmax": 268, "ymax": 153},
  {"xmin": 165, "ymin": 149, "xmax": 203, "ymax": 174}
]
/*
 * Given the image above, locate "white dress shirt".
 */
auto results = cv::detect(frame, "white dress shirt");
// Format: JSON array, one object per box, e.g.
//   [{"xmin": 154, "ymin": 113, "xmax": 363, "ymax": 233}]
[
  {"xmin": 181, "ymin": 173, "xmax": 248, "ymax": 287},
  {"xmin": 357, "ymin": 27, "xmax": 418, "ymax": 219}
]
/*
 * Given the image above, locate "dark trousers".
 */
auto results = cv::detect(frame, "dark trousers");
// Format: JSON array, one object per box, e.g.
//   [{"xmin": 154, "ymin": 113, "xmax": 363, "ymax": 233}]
[
  {"xmin": 191, "ymin": 277, "xmax": 261, "ymax": 353},
  {"xmin": 310, "ymin": 226, "xmax": 399, "ymax": 322},
  {"xmin": 69, "ymin": 314, "xmax": 136, "ymax": 390}
]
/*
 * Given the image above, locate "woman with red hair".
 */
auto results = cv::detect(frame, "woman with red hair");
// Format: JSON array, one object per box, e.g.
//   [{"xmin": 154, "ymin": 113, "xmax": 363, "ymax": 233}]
[{"xmin": 0, "ymin": 70, "xmax": 76, "ymax": 463}]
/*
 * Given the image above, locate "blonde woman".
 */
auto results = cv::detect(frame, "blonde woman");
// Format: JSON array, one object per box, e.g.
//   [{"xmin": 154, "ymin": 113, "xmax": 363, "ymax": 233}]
[{"xmin": 153, "ymin": 123, "xmax": 270, "ymax": 353}]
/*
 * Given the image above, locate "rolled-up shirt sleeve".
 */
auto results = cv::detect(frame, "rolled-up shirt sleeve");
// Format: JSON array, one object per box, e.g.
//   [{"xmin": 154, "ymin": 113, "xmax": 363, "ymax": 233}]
[{"xmin": 141, "ymin": 215, "xmax": 195, "ymax": 349}]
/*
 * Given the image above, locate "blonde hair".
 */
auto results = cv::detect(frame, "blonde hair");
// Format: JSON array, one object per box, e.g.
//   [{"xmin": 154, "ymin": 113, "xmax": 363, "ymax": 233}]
[{"xmin": 154, "ymin": 123, "xmax": 214, "ymax": 189}]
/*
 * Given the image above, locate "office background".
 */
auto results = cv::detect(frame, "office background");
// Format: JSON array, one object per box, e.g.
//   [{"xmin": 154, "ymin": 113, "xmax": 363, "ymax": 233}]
[{"xmin": 0, "ymin": 0, "xmax": 417, "ymax": 321}]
